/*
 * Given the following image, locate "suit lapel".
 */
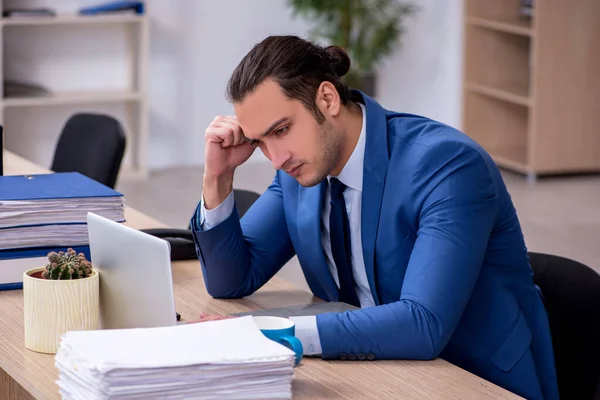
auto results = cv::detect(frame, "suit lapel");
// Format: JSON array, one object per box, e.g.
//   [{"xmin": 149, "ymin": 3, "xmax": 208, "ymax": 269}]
[
  {"xmin": 297, "ymin": 182, "xmax": 339, "ymax": 301},
  {"xmin": 357, "ymin": 91, "xmax": 390, "ymax": 306}
]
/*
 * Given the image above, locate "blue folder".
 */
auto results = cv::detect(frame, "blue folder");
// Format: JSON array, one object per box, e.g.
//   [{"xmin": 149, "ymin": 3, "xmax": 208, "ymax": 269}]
[
  {"xmin": 0, "ymin": 171, "xmax": 123, "ymax": 201},
  {"xmin": 79, "ymin": 1, "xmax": 144, "ymax": 16},
  {"xmin": 0, "ymin": 245, "xmax": 91, "ymax": 290}
]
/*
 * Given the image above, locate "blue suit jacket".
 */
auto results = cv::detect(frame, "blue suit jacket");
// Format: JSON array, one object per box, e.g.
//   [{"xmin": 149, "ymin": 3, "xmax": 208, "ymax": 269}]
[{"xmin": 191, "ymin": 91, "xmax": 559, "ymax": 400}]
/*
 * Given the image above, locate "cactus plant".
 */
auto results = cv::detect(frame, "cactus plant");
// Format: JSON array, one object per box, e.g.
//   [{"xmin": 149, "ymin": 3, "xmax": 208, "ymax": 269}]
[
  {"xmin": 41, "ymin": 248, "xmax": 93, "ymax": 280},
  {"xmin": 24, "ymin": 248, "xmax": 99, "ymax": 353}
]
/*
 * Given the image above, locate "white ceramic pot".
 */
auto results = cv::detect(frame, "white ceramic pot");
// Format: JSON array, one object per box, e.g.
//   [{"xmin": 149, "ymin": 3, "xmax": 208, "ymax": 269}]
[{"xmin": 23, "ymin": 267, "xmax": 100, "ymax": 354}]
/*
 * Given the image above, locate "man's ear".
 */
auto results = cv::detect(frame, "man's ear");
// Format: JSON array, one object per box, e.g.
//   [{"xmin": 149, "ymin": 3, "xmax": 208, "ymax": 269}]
[{"xmin": 316, "ymin": 81, "xmax": 341, "ymax": 117}]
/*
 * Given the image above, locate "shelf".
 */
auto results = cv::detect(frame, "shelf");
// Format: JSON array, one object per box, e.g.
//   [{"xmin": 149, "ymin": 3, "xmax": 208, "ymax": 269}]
[
  {"xmin": 462, "ymin": 92, "xmax": 529, "ymax": 173},
  {"xmin": 465, "ymin": 24, "xmax": 531, "ymax": 100},
  {"xmin": 465, "ymin": 82, "xmax": 531, "ymax": 107},
  {"xmin": 466, "ymin": 16, "xmax": 533, "ymax": 37},
  {"xmin": 1, "ymin": 13, "xmax": 144, "ymax": 27},
  {"xmin": 490, "ymin": 147, "xmax": 529, "ymax": 173},
  {"xmin": 1, "ymin": 90, "xmax": 142, "ymax": 108}
]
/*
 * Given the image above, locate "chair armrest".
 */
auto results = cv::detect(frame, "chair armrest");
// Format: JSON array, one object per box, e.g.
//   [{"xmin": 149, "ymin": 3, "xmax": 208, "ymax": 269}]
[{"xmin": 140, "ymin": 228, "xmax": 197, "ymax": 261}]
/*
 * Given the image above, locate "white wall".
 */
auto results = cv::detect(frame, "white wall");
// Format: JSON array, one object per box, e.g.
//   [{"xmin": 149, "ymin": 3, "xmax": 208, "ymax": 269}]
[
  {"xmin": 377, "ymin": 0, "xmax": 464, "ymax": 130},
  {"xmin": 2, "ymin": 0, "xmax": 463, "ymax": 171}
]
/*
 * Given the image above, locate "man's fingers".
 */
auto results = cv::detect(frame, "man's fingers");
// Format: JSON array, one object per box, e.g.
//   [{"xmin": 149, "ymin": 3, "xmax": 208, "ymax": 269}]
[
  {"xmin": 216, "ymin": 116, "xmax": 238, "ymax": 124},
  {"xmin": 233, "ymin": 130, "xmax": 247, "ymax": 146},
  {"xmin": 215, "ymin": 120, "xmax": 246, "ymax": 146},
  {"xmin": 206, "ymin": 126, "xmax": 235, "ymax": 147},
  {"xmin": 213, "ymin": 116, "xmax": 245, "ymax": 145},
  {"xmin": 206, "ymin": 120, "xmax": 246, "ymax": 148}
]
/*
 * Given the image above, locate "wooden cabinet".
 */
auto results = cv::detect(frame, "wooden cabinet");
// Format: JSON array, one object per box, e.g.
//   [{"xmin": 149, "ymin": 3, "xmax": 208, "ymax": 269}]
[{"xmin": 461, "ymin": 0, "xmax": 600, "ymax": 178}]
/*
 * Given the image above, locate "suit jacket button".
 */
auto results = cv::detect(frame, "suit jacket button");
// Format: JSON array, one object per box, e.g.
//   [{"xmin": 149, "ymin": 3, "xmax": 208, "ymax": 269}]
[
  {"xmin": 339, "ymin": 353, "xmax": 348, "ymax": 360},
  {"xmin": 367, "ymin": 352, "xmax": 376, "ymax": 360},
  {"xmin": 358, "ymin": 353, "xmax": 366, "ymax": 360},
  {"xmin": 348, "ymin": 353, "xmax": 357, "ymax": 360}
]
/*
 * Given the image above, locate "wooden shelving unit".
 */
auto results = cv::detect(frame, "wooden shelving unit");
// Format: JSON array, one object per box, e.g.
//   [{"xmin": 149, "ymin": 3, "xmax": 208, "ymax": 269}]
[
  {"xmin": 2, "ymin": 90, "xmax": 142, "ymax": 108},
  {"xmin": 0, "ymin": 5, "xmax": 149, "ymax": 178},
  {"xmin": 465, "ymin": 16, "xmax": 533, "ymax": 38},
  {"xmin": 462, "ymin": 0, "xmax": 600, "ymax": 178},
  {"xmin": 0, "ymin": 13, "xmax": 143, "ymax": 26}
]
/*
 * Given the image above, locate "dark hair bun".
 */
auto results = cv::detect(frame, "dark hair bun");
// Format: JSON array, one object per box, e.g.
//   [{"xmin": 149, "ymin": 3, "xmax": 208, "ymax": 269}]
[{"xmin": 325, "ymin": 45, "xmax": 351, "ymax": 78}]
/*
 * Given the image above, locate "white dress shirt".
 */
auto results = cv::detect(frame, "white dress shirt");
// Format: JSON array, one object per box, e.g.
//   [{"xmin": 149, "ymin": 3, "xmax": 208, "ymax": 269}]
[{"xmin": 200, "ymin": 104, "xmax": 371, "ymax": 356}]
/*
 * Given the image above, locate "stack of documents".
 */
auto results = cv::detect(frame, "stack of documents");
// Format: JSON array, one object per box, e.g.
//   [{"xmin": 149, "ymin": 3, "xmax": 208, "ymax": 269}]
[
  {"xmin": 0, "ymin": 171, "xmax": 125, "ymax": 289},
  {"xmin": 0, "ymin": 197, "xmax": 123, "ymax": 229},
  {"xmin": 0, "ymin": 224, "xmax": 92, "ymax": 249},
  {"xmin": 0, "ymin": 172, "xmax": 124, "ymax": 250},
  {"xmin": 55, "ymin": 317, "xmax": 296, "ymax": 399}
]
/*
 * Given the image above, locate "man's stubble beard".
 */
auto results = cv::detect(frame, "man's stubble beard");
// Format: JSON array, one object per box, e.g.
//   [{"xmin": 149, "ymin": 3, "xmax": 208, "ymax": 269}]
[{"xmin": 300, "ymin": 120, "xmax": 344, "ymax": 188}]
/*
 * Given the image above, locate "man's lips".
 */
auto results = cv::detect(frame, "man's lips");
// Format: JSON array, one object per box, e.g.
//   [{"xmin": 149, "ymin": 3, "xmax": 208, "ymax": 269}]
[{"xmin": 286, "ymin": 164, "xmax": 303, "ymax": 176}]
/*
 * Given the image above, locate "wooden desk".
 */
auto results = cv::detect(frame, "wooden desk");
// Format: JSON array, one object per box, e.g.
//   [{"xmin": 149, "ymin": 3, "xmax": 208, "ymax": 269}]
[{"xmin": 0, "ymin": 150, "xmax": 521, "ymax": 399}]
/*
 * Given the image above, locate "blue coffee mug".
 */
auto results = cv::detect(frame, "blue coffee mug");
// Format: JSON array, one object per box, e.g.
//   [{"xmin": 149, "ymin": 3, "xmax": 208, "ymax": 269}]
[{"xmin": 253, "ymin": 316, "xmax": 303, "ymax": 366}]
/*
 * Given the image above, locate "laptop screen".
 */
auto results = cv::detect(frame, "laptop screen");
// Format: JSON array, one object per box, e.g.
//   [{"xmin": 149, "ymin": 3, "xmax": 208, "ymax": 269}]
[{"xmin": 0, "ymin": 125, "xmax": 3, "ymax": 176}]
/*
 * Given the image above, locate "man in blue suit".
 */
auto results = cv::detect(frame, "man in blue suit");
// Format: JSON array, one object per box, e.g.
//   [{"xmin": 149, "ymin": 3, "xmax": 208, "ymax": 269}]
[{"xmin": 190, "ymin": 35, "xmax": 558, "ymax": 400}]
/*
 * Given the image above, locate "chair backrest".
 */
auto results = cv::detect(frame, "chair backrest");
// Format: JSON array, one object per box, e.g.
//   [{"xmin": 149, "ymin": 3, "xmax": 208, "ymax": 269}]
[
  {"xmin": 233, "ymin": 189, "xmax": 261, "ymax": 219},
  {"xmin": 51, "ymin": 113, "xmax": 126, "ymax": 188},
  {"xmin": 185, "ymin": 189, "xmax": 261, "ymax": 231},
  {"xmin": 147, "ymin": 189, "xmax": 262, "ymax": 262},
  {"xmin": 528, "ymin": 252, "xmax": 600, "ymax": 400}
]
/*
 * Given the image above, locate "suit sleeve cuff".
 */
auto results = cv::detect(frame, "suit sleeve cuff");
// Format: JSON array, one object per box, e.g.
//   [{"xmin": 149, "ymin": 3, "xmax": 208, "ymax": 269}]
[
  {"xmin": 197, "ymin": 191, "xmax": 235, "ymax": 230},
  {"xmin": 290, "ymin": 316, "xmax": 322, "ymax": 356}
]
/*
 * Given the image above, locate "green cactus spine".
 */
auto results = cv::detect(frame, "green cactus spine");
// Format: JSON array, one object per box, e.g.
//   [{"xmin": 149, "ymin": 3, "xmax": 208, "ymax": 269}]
[{"xmin": 42, "ymin": 248, "xmax": 93, "ymax": 280}]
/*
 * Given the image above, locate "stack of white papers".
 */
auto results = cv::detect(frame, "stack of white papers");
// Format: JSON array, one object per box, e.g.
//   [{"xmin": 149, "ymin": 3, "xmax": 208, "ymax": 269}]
[
  {"xmin": 0, "ymin": 197, "xmax": 124, "ymax": 228},
  {"xmin": 55, "ymin": 317, "xmax": 296, "ymax": 400},
  {"xmin": 0, "ymin": 224, "xmax": 91, "ymax": 250}
]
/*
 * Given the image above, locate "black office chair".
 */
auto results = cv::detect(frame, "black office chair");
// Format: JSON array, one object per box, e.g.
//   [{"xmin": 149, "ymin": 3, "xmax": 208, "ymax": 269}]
[
  {"xmin": 224, "ymin": 189, "xmax": 262, "ymax": 221},
  {"xmin": 528, "ymin": 252, "xmax": 600, "ymax": 400},
  {"xmin": 51, "ymin": 113, "xmax": 126, "ymax": 188},
  {"xmin": 142, "ymin": 189, "xmax": 261, "ymax": 261}
]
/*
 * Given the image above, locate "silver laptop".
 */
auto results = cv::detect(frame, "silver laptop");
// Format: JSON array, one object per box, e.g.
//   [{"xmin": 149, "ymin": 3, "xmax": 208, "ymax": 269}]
[{"xmin": 87, "ymin": 212, "xmax": 177, "ymax": 330}]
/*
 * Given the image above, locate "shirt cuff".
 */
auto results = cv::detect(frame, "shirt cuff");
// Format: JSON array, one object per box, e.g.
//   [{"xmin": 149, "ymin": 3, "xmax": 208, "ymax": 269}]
[
  {"xmin": 198, "ymin": 190, "xmax": 235, "ymax": 230},
  {"xmin": 290, "ymin": 316, "xmax": 322, "ymax": 356}
]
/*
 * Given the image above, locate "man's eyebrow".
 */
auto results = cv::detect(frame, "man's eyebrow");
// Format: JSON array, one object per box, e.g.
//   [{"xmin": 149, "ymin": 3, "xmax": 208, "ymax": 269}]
[{"xmin": 243, "ymin": 117, "xmax": 289, "ymax": 144}]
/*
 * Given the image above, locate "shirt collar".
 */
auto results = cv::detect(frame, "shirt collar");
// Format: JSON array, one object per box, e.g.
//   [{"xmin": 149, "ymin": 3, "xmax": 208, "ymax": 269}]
[{"xmin": 329, "ymin": 103, "xmax": 366, "ymax": 192}]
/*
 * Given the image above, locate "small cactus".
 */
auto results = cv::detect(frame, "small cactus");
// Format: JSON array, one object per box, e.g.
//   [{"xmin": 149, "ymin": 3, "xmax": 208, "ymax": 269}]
[{"xmin": 42, "ymin": 248, "xmax": 93, "ymax": 280}]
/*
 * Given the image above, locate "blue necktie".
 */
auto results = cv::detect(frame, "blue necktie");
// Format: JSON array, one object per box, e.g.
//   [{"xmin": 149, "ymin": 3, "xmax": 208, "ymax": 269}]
[{"xmin": 329, "ymin": 178, "xmax": 361, "ymax": 307}]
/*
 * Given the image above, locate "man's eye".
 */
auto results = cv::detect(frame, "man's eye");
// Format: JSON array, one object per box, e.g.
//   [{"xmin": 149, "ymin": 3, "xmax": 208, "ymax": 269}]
[{"xmin": 275, "ymin": 126, "xmax": 288, "ymax": 136}]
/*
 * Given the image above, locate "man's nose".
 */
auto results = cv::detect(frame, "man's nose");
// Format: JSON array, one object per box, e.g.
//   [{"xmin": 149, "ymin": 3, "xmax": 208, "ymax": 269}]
[
  {"xmin": 263, "ymin": 143, "xmax": 290, "ymax": 171},
  {"xmin": 270, "ymin": 150, "xmax": 290, "ymax": 171}
]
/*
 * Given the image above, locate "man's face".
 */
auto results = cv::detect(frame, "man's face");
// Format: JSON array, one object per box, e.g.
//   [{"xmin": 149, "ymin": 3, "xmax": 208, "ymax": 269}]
[{"xmin": 234, "ymin": 79, "xmax": 343, "ymax": 187}]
